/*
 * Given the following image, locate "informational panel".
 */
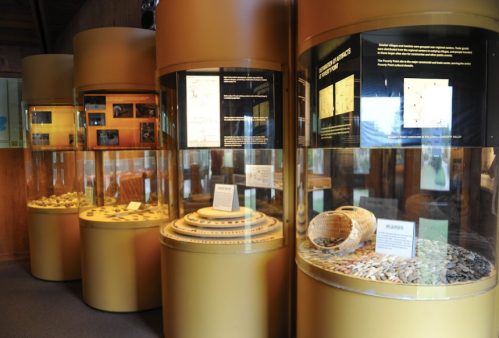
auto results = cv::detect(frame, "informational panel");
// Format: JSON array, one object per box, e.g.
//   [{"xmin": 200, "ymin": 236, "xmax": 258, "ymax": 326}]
[
  {"xmin": 29, "ymin": 105, "xmax": 75, "ymax": 151},
  {"xmin": 361, "ymin": 27, "xmax": 486, "ymax": 148},
  {"xmin": 177, "ymin": 69, "xmax": 283, "ymax": 150},
  {"xmin": 315, "ymin": 34, "xmax": 361, "ymax": 148},
  {"xmin": 186, "ymin": 75, "xmax": 221, "ymax": 147},
  {"xmin": 84, "ymin": 93, "xmax": 159, "ymax": 150}
]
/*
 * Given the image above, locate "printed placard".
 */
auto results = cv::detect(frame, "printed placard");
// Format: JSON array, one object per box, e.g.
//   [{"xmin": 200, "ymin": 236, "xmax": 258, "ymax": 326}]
[
  {"xmin": 212, "ymin": 184, "xmax": 239, "ymax": 211},
  {"xmin": 127, "ymin": 201, "xmax": 143, "ymax": 211},
  {"xmin": 375, "ymin": 219, "xmax": 416, "ymax": 258},
  {"xmin": 245, "ymin": 165, "xmax": 274, "ymax": 188}
]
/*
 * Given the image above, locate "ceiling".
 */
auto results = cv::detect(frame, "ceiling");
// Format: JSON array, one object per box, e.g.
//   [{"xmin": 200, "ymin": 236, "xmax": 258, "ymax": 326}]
[{"xmin": 0, "ymin": 0, "xmax": 87, "ymax": 53}]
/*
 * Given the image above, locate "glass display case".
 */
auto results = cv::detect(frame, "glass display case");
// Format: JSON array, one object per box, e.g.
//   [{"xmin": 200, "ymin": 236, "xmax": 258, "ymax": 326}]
[
  {"xmin": 22, "ymin": 54, "xmax": 82, "ymax": 281},
  {"xmin": 160, "ymin": 68, "xmax": 285, "ymax": 247},
  {"xmin": 297, "ymin": 25, "xmax": 499, "ymax": 298},
  {"xmin": 73, "ymin": 27, "xmax": 164, "ymax": 312},
  {"xmin": 157, "ymin": 66, "xmax": 290, "ymax": 338},
  {"xmin": 154, "ymin": 0, "xmax": 291, "ymax": 335}
]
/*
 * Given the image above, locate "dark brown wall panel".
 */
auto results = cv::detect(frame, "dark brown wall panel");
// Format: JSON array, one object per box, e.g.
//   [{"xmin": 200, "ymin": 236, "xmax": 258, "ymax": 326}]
[
  {"xmin": 0, "ymin": 149, "xmax": 29, "ymax": 260},
  {"xmin": 53, "ymin": 0, "xmax": 142, "ymax": 54}
]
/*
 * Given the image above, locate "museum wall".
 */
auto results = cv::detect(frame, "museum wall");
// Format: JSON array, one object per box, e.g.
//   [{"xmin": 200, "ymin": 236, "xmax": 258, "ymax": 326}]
[
  {"xmin": 0, "ymin": 45, "xmax": 38, "ymax": 260},
  {"xmin": 53, "ymin": 0, "xmax": 142, "ymax": 54}
]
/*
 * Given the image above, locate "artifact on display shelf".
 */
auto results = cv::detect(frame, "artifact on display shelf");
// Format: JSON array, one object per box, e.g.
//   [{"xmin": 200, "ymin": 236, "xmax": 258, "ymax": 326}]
[
  {"xmin": 163, "ymin": 207, "xmax": 283, "ymax": 244},
  {"xmin": 300, "ymin": 205, "xmax": 494, "ymax": 286},
  {"xmin": 28, "ymin": 192, "xmax": 88, "ymax": 210},
  {"xmin": 79, "ymin": 203, "xmax": 163, "ymax": 223}
]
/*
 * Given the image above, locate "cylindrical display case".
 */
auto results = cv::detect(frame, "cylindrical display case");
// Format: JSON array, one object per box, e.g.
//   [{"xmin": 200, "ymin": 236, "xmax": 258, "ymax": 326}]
[
  {"xmin": 73, "ymin": 27, "xmax": 166, "ymax": 312},
  {"xmin": 296, "ymin": 1, "xmax": 499, "ymax": 338},
  {"xmin": 156, "ymin": 0, "xmax": 292, "ymax": 337},
  {"xmin": 21, "ymin": 54, "xmax": 81, "ymax": 281}
]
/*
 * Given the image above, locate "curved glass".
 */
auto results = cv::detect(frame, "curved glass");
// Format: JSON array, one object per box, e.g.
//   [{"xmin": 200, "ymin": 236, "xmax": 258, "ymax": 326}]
[
  {"xmin": 159, "ymin": 68, "xmax": 286, "ymax": 252},
  {"xmin": 296, "ymin": 25, "xmax": 499, "ymax": 299},
  {"xmin": 26, "ymin": 105, "xmax": 80, "ymax": 212},
  {"xmin": 75, "ymin": 92, "xmax": 167, "ymax": 224}
]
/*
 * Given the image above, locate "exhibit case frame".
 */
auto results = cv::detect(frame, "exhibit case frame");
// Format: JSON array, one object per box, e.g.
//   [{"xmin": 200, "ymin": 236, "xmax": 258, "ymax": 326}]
[
  {"xmin": 156, "ymin": 0, "xmax": 293, "ymax": 337},
  {"xmin": 296, "ymin": 1, "xmax": 499, "ymax": 337},
  {"xmin": 22, "ymin": 54, "xmax": 82, "ymax": 281},
  {"xmin": 73, "ymin": 27, "xmax": 166, "ymax": 312}
]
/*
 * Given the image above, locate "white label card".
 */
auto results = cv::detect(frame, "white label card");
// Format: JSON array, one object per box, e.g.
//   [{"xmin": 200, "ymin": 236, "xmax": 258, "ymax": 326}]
[
  {"xmin": 213, "ymin": 184, "xmax": 239, "ymax": 212},
  {"xmin": 245, "ymin": 165, "xmax": 273, "ymax": 188},
  {"xmin": 375, "ymin": 219, "xmax": 416, "ymax": 258},
  {"xmin": 127, "ymin": 201, "xmax": 143, "ymax": 211}
]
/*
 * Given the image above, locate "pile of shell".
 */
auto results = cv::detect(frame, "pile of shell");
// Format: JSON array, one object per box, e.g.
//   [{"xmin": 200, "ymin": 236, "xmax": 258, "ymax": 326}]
[
  {"xmin": 313, "ymin": 237, "xmax": 346, "ymax": 248},
  {"xmin": 29, "ymin": 192, "xmax": 88, "ymax": 208},
  {"xmin": 299, "ymin": 237, "xmax": 492, "ymax": 285}
]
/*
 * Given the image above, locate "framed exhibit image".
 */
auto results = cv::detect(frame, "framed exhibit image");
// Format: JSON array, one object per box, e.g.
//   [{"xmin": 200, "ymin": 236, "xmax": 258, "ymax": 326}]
[
  {"xmin": 136, "ymin": 103, "xmax": 157, "ymax": 118},
  {"xmin": 96, "ymin": 130, "xmax": 119, "ymax": 146},
  {"xmin": 32, "ymin": 111, "xmax": 52, "ymax": 124},
  {"xmin": 32, "ymin": 133, "xmax": 49, "ymax": 145},
  {"xmin": 88, "ymin": 113, "xmax": 106, "ymax": 126},
  {"xmin": 140, "ymin": 122, "xmax": 155, "ymax": 143},
  {"xmin": 84, "ymin": 95, "xmax": 106, "ymax": 110},
  {"xmin": 29, "ymin": 106, "xmax": 75, "ymax": 150},
  {"xmin": 319, "ymin": 85, "xmax": 334, "ymax": 119},
  {"xmin": 113, "ymin": 104, "xmax": 133, "ymax": 118},
  {"xmin": 186, "ymin": 75, "xmax": 221, "ymax": 148},
  {"xmin": 84, "ymin": 93, "xmax": 159, "ymax": 150}
]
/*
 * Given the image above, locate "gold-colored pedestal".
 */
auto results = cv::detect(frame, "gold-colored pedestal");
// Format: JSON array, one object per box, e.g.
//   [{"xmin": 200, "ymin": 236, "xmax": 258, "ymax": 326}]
[
  {"xmin": 80, "ymin": 221, "xmax": 161, "ymax": 312},
  {"xmin": 28, "ymin": 209, "xmax": 81, "ymax": 281},
  {"xmin": 297, "ymin": 268, "xmax": 496, "ymax": 338},
  {"xmin": 161, "ymin": 241, "xmax": 289, "ymax": 338},
  {"xmin": 495, "ymin": 284, "xmax": 499, "ymax": 338}
]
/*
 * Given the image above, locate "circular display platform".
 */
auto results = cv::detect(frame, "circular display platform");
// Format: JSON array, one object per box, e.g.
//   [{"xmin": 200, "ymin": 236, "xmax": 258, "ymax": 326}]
[
  {"xmin": 196, "ymin": 206, "xmax": 254, "ymax": 219},
  {"xmin": 184, "ymin": 211, "xmax": 266, "ymax": 228},
  {"xmin": 172, "ymin": 216, "xmax": 279, "ymax": 237},
  {"xmin": 79, "ymin": 204, "xmax": 164, "ymax": 228},
  {"xmin": 164, "ymin": 206, "xmax": 283, "ymax": 246}
]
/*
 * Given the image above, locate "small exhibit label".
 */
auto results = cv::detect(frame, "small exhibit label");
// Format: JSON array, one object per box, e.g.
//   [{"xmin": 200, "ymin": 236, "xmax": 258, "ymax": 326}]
[
  {"xmin": 127, "ymin": 201, "xmax": 142, "ymax": 211},
  {"xmin": 375, "ymin": 218, "xmax": 415, "ymax": 258},
  {"xmin": 213, "ymin": 184, "xmax": 239, "ymax": 211}
]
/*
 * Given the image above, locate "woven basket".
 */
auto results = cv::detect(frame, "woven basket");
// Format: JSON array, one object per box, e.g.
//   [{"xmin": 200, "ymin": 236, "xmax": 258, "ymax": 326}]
[
  {"xmin": 334, "ymin": 206, "xmax": 377, "ymax": 243},
  {"xmin": 308, "ymin": 211, "xmax": 361, "ymax": 252}
]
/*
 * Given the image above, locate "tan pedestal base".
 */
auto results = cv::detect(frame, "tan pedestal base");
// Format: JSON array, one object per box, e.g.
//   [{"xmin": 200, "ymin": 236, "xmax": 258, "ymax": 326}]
[
  {"xmin": 161, "ymin": 243, "xmax": 289, "ymax": 338},
  {"xmin": 80, "ymin": 223, "xmax": 161, "ymax": 312},
  {"xmin": 495, "ymin": 285, "xmax": 499, "ymax": 338},
  {"xmin": 297, "ymin": 268, "xmax": 496, "ymax": 338},
  {"xmin": 28, "ymin": 211, "xmax": 81, "ymax": 281}
]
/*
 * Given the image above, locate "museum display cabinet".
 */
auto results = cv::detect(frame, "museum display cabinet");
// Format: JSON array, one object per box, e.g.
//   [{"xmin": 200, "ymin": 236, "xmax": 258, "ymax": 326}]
[
  {"xmin": 296, "ymin": 1, "xmax": 499, "ymax": 337},
  {"xmin": 73, "ymin": 27, "xmax": 166, "ymax": 312},
  {"xmin": 155, "ymin": 0, "xmax": 293, "ymax": 337},
  {"xmin": 21, "ymin": 54, "xmax": 82, "ymax": 281}
]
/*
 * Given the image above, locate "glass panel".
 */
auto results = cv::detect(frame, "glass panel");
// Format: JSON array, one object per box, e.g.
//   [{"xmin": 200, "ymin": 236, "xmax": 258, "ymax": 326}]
[
  {"xmin": 26, "ymin": 105, "xmax": 79, "ymax": 209},
  {"xmin": 75, "ymin": 91, "xmax": 167, "ymax": 223}
]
